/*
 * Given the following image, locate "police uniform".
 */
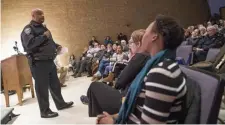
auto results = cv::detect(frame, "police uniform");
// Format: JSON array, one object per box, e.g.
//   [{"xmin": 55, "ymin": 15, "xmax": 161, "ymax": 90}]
[{"xmin": 21, "ymin": 20, "xmax": 68, "ymax": 115}]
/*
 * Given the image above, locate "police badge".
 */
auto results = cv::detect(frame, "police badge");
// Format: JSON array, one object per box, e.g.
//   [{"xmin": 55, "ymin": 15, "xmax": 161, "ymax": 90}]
[{"xmin": 24, "ymin": 28, "xmax": 31, "ymax": 35}]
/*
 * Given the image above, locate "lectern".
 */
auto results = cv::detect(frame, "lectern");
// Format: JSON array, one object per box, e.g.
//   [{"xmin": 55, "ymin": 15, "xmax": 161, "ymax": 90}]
[{"xmin": 1, "ymin": 54, "xmax": 35, "ymax": 107}]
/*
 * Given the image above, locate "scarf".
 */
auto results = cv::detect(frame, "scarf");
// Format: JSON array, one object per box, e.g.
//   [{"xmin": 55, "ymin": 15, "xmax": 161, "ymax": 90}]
[{"xmin": 116, "ymin": 49, "xmax": 171, "ymax": 124}]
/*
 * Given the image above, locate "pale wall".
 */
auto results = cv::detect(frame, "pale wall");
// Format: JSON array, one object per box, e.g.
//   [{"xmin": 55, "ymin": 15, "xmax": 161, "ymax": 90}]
[{"xmin": 1, "ymin": 0, "xmax": 210, "ymax": 65}]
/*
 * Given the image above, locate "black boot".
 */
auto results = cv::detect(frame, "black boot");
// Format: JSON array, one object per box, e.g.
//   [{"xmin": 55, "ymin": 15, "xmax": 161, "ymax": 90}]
[
  {"xmin": 74, "ymin": 73, "xmax": 81, "ymax": 78},
  {"xmin": 72, "ymin": 73, "xmax": 77, "ymax": 77},
  {"xmin": 57, "ymin": 101, "xmax": 74, "ymax": 110},
  {"xmin": 41, "ymin": 109, "xmax": 58, "ymax": 118}
]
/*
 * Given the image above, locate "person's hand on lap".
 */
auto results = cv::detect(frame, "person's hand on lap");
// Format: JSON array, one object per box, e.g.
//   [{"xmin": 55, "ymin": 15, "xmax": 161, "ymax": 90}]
[{"xmin": 96, "ymin": 112, "xmax": 114, "ymax": 124}]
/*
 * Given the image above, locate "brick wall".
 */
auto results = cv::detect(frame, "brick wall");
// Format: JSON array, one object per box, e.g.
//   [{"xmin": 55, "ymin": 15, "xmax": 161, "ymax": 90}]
[{"xmin": 1, "ymin": 0, "xmax": 210, "ymax": 65}]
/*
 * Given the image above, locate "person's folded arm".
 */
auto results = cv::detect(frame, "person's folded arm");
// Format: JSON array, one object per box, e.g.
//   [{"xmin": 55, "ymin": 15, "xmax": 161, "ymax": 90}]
[
  {"xmin": 203, "ymin": 42, "xmax": 217, "ymax": 51},
  {"xmin": 110, "ymin": 57, "xmax": 117, "ymax": 62},
  {"xmin": 21, "ymin": 26, "xmax": 48, "ymax": 52}
]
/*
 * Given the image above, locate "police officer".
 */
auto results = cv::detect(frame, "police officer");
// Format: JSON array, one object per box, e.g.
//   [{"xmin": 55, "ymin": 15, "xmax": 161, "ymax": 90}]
[{"xmin": 21, "ymin": 8, "xmax": 73, "ymax": 118}]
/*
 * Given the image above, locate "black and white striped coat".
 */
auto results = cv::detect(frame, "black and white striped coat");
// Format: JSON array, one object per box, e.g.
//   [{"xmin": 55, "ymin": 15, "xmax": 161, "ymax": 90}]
[{"xmin": 127, "ymin": 59, "xmax": 187, "ymax": 124}]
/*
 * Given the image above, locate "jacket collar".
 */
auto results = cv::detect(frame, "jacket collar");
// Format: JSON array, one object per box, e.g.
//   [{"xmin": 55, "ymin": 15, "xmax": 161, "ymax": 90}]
[{"xmin": 30, "ymin": 20, "xmax": 43, "ymax": 27}]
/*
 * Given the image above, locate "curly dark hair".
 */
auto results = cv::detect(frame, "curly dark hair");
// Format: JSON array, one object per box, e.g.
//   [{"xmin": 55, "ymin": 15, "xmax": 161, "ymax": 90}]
[{"xmin": 154, "ymin": 15, "xmax": 184, "ymax": 50}]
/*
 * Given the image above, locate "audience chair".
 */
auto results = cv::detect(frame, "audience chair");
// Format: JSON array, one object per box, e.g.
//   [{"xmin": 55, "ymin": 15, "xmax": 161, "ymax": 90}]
[
  {"xmin": 180, "ymin": 41, "xmax": 188, "ymax": 46},
  {"xmin": 191, "ymin": 44, "xmax": 225, "ymax": 73},
  {"xmin": 176, "ymin": 45, "xmax": 193, "ymax": 65},
  {"xmin": 205, "ymin": 48, "xmax": 220, "ymax": 62},
  {"xmin": 180, "ymin": 66, "xmax": 225, "ymax": 124}
]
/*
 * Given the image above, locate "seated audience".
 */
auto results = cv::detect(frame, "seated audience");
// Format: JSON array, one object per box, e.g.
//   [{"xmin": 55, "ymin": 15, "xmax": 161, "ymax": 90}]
[
  {"xmin": 192, "ymin": 44, "xmax": 225, "ymax": 74},
  {"xmin": 74, "ymin": 42, "xmax": 100, "ymax": 77},
  {"xmin": 68, "ymin": 54, "xmax": 76, "ymax": 72},
  {"xmin": 104, "ymin": 36, "xmax": 113, "ymax": 45},
  {"xmin": 103, "ymin": 29, "xmax": 145, "ymax": 82},
  {"xmin": 89, "ymin": 36, "xmax": 99, "ymax": 48},
  {"xmin": 85, "ymin": 52, "xmax": 150, "ymax": 117},
  {"xmin": 97, "ymin": 15, "xmax": 187, "ymax": 124},
  {"xmin": 112, "ymin": 43, "xmax": 118, "ymax": 52},
  {"xmin": 88, "ymin": 44, "xmax": 106, "ymax": 76},
  {"xmin": 199, "ymin": 26, "xmax": 207, "ymax": 36},
  {"xmin": 81, "ymin": 29, "xmax": 148, "ymax": 117},
  {"xmin": 187, "ymin": 26, "xmax": 195, "ymax": 33},
  {"xmin": 54, "ymin": 57, "xmax": 68, "ymax": 87},
  {"xmin": 121, "ymin": 40, "xmax": 129, "ymax": 52},
  {"xmin": 219, "ymin": 19, "xmax": 224, "ymax": 27},
  {"xmin": 72, "ymin": 47, "xmax": 88, "ymax": 77},
  {"xmin": 184, "ymin": 29, "xmax": 191, "ymax": 40},
  {"xmin": 186, "ymin": 29, "xmax": 202, "ymax": 46},
  {"xmin": 91, "ymin": 44, "xmax": 114, "ymax": 81},
  {"xmin": 117, "ymin": 33, "xmax": 128, "ymax": 43},
  {"xmin": 102, "ymin": 45, "xmax": 128, "ymax": 78},
  {"xmin": 207, "ymin": 21, "xmax": 212, "ymax": 26},
  {"xmin": 194, "ymin": 25, "xmax": 225, "ymax": 62}
]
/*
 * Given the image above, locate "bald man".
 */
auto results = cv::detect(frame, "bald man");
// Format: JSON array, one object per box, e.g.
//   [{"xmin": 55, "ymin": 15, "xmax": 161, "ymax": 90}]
[{"xmin": 21, "ymin": 8, "xmax": 73, "ymax": 118}]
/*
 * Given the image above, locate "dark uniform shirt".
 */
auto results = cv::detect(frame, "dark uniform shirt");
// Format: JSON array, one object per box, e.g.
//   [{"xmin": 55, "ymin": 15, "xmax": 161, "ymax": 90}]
[{"xmin": 21, "ymin": 20, "xmax": 59, "ymax": 60}]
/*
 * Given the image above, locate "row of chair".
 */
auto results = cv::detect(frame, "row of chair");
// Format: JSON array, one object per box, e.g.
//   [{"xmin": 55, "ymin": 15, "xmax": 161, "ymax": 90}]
[
  {"xmin": 180, "ymin": 65, "xmax": 225, "ymax": 124},
  {"xmin": 176, "ymin": 44, "xmax": 225, "ymax": 123},
  {"xmin": 176, "ymin": 45, "xmax": 221, "ymax": 66}
]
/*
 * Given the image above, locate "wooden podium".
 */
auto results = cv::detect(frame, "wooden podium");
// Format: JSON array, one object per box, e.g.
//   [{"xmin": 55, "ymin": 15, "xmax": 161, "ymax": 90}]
[{"xmin": 1, "ymin": 54, "xmax": 35, "ymax": 107}]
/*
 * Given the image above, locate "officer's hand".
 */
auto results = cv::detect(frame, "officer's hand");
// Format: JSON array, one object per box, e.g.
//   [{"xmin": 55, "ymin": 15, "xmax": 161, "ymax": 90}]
[{"xmin": 43, "ymin": 30, "xmax": 51, "ymax": 39}]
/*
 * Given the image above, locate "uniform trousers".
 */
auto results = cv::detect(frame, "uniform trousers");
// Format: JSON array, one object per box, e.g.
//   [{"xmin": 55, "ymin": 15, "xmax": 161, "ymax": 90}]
[{"xmin": 30, "ymin": 60, "xmax": 66, "ymax": 114}]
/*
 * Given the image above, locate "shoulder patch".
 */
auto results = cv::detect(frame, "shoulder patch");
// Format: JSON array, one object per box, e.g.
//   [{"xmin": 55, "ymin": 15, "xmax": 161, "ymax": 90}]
[{"xmin": 24, "ymin": 28, "xmax": 31, "ymax": 35}]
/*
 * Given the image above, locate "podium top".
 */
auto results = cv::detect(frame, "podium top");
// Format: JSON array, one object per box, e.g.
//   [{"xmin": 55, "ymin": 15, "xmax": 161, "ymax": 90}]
[{"xmin": 1, "ymin": 54, "xmax": 26, "ymax": 62}]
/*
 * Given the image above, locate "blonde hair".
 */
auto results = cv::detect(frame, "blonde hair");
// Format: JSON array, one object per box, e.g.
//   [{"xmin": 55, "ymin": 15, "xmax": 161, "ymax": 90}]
[{"xmin": 131, "ymin": 29, "xmax": 145, "ymax": 45}]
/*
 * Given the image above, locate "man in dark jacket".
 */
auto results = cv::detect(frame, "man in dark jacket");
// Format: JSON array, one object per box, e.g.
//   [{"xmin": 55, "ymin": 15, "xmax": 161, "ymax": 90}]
[
  {"xmin": 194, "ymin": 26, "xmax": 225, "ymax": 62},
  {"xmin": 21, "ymin": 8, "xmax": 73, "ymax": 118},
  {"xmin": 89, "ymin": 36, "xmax": 99, "ymax": 47},
  {"xmin": 117, "ymin": 33, "xmax": 128, "ymax": 43}
]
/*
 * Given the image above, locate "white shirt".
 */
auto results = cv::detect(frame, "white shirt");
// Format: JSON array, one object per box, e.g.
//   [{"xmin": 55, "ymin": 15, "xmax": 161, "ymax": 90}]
[{"xmin": 86, "ymin": 47, "xmax": 100, "ymax": 58}]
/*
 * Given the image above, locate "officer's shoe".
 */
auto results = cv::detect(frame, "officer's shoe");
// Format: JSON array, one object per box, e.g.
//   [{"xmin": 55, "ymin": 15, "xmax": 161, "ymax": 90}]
[
  {"xmin": 41, "ymin": 109, "xmax": 58, "ymax": 118},
  {"xmin": 76, "ymin": 73, "xmax": 81, "ymax": 77},
  {"xmin": 57, "ymin": 101, "xmax": 74, "ymax": 110}
]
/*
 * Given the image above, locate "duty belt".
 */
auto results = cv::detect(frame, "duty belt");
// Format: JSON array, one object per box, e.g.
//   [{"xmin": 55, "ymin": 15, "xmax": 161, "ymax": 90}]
[{"xmin": 34, "ymin": 57, "xmax": 54, "ymax": 60}]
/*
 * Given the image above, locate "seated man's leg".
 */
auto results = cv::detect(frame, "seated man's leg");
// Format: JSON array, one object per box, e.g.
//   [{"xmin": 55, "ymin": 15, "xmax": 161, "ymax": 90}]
[
  {"xmin": 76, "ymin": 59, "xmax": 87, "ymax": 77},
  {"xmin": 87, "ymin": 82, "xmax": 122, "ymax": 117},
  {"xmin": 104, "ymin": 65, "xmax": 113, "ymax": 76},
  {"xmin": 95, "ymin": 60, "xmax": 109, "ymax": 76},
  {"xmin": 86, "ymin": 58, "xmax": 93, "ymax": 77},
  {"xmin": 92, "ymin": 63, "xmax": 99, "ymax": 75},
  {"xmin": 101, "ymin": 62, "xmax": 110, "ymax": 75},
  {"xmin": 194, "ymin": 51, "xmax": 207, "ymax": 63},
  {"xmin": 72, "ymin": 60, "xmax": 81, "ymax": 76}
]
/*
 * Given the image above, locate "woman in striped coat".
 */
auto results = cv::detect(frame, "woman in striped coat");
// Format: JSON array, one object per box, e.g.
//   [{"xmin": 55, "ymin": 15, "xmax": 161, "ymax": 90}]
[{"xmin": 97, "ymin": 15, "xmax": 187, "ymax": 124}]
